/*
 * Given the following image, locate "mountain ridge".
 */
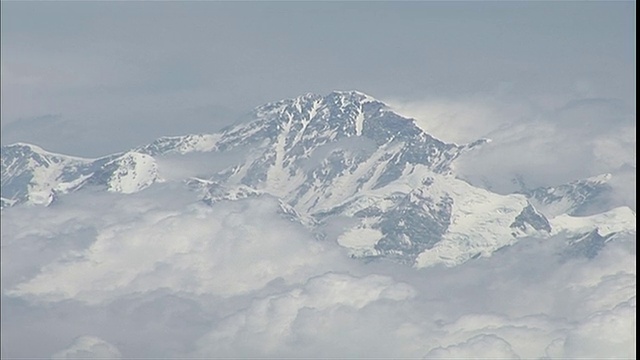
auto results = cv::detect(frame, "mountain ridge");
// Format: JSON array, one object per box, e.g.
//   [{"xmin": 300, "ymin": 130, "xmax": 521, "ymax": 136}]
[{"xmin": 2, "ymin": 91, "xmax": 635, "ymax": 267}]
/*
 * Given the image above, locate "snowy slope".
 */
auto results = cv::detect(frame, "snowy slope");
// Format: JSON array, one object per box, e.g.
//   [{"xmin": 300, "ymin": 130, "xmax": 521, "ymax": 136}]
[
  {"xmin": 137, "ymin": 134, "xmax": 222, "ymax": 156},
  {"xmin": 1, "ymin": 144, "xmax": 160, "ymax": 207},
  {"xmin": 101, "ymin": 152, "xmax": 160, "ymax": 194},
  {"xmin": 134, "ymin": 91, "xmax": 553, "ymax": 265},
  {"xmin": 1, "ymin": 143, "xmax": 96, "ymax": 207},
  {"xmin": 524, "ymin": 173, "xmax": 614, "ymax": 217},
  {"xmin": 2, "ymin": 91, "xmax": 634, "ymax": 267},
  {"xmin": 550, "ymin": 206, "xmax": 636, "ymax": 237}
]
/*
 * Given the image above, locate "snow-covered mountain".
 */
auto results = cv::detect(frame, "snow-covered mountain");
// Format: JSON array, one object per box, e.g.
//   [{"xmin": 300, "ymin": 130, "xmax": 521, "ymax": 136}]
[
  {"xmin": 1, "ymin": 143, "xmax": 159, "ymax": 207},
  {"xmin": 1, "ymin": 91, "xmax": 635, "ymax": 267},
  {"xmin": 523, "ymin": 173, "xmax": 614, "ymax": 217}
]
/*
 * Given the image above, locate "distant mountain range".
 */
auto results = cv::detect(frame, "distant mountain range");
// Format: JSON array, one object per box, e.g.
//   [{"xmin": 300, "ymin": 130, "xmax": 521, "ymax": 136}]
[{"xmin": 2, "ymin": 91, "xmax": 635, "ymax": 267}]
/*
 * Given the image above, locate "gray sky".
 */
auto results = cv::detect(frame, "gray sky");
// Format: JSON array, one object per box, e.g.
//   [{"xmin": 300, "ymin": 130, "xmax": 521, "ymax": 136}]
[
  {"xmin": 1, "ymin": 4, "xmax": 637, "ymax": 357},
  {"xmin": 1, "ymin": 1, "xmax": 636, "ymax": 157}
]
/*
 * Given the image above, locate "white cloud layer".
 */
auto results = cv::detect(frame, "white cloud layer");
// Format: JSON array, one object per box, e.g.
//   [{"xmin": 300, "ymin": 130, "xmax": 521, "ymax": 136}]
[
  {"xmin": 1, "ymin": 185, "xmax": 635, "ymax": 358},
  {"xmin": 5, "ymin": 189, "xmax": 346, "ymax": 305},
  {"xmin": 51, "ymin": 336, "xmax": 122, "ymax": 360},
  {"xmin": 387, "ymin": 91, "xmax": 636, "ymax": 210}
]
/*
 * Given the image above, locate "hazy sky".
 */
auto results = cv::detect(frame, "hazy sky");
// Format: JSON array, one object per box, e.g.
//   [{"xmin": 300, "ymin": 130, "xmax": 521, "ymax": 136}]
[
  {"xmin": 1, "ymin": 3, "xmax": 637, "ymax": 357},
  {"xmin": 1, "ymin": 1, "xmax": 636, "ymax": 157}
]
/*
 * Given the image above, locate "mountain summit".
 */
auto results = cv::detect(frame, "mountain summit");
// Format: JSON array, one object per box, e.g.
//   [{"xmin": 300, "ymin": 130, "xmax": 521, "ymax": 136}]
[{"xmin": 1, "ymin": 91, "xmax": 634, "ymax": 267}]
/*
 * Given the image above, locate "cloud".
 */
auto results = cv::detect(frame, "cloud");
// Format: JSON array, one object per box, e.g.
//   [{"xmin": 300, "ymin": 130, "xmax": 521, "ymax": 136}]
[
  {"xmin": 195, "ymin": 272, "xmax": 415, "ymax": 358},
  {"xmin": 6, "ymin": 188, "xmax": 347, "ymax": 305},
  {"xmin": 51, "ymin": 336, "xmax": 122, "ymax": 359},
  {"xmin": 387, "ymin": 91, "xmax": 636, "ymax": 197},
  {"xmin": 424, "ymin": 334, "xmax": 520, "ymax": 359},
  {"xmin": 1, "ymin": 174, "xmax": 635, "ymax": 358},
  {"xmin": 562, "ymin": 297, "xmax": 636, "ymax": 359}
]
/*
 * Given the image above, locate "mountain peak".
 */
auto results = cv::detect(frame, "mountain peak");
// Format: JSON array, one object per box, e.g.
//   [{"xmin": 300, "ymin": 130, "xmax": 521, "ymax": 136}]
[
  {"xmin": 2, "ymin": 91, "xmax": 633, "ymax": 271},
  {"xmin": 5, "ymin": 142, "xmax": 44, "ymax": 151},
  {"xmin": 2, "ymin": 142, "xmax": 52, "ymax": 158},
  {"xmin": 287, "ymin": 90, "xmax": 380, "ymax": 104},
  {"xmin": 2, "ymin": 142, "xmax": 91, "ymax": 162},
  {"xmin": 253, "ymin": 90, "xmax": 385, "ymax": 122},
  {"xmin": 327, "ymin": 89, "xmax": 380, "ymax": 102}
]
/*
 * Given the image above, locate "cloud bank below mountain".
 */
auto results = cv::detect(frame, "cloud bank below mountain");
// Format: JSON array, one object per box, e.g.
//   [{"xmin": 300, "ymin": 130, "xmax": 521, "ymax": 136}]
[{"xmin": 1, "ymin": 184, "xmax": 635, "ymax": 358}]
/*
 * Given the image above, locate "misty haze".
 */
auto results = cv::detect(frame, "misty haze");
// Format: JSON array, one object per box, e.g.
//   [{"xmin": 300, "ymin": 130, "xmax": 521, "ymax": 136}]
[{"xmin": 1, "ymin": 2, "xmax": 636, "ymax": 359}]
